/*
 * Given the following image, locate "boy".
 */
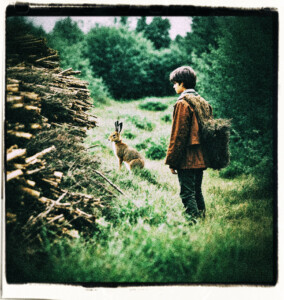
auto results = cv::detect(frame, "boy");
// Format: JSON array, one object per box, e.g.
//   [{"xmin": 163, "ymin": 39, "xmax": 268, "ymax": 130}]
[{"xmin": 165, "ymin": 66, "xmax": 212, "ymax": 222}]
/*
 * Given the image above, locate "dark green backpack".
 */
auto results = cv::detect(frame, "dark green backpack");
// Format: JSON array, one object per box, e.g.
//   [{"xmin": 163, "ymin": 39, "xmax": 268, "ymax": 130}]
[{"xmin": 182, "ymin": 93, "xmax": 231, "ymax": 170}]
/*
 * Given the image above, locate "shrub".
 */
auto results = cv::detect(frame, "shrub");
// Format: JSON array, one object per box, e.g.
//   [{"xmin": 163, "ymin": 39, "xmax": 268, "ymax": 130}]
[
  {"xmin": 146, "ymin": 138, "xmax": 167, "ymax": 160},
  {"xmin": 86, "ymin": 26, "xmax": 156, "ymax": 100},
  {"xmin": 161, "ymin": 114, "xmax": 172, "ymax": 123},
  {"xmin": 123, "ymin": 130, "xmax": 136, "ymax": 140},
  {"xmin": 218, "ymin": 129, "xmax": 274, "ymax": 190},
  {"xmin": 139, "ymin": 100, "xmax": 168, "ymax": 111}
]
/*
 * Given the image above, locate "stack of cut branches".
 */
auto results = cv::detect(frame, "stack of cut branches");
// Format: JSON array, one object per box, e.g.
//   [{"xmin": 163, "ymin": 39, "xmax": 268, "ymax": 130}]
[
  {"xmin": 6, "ymin": 34, "xmax": 60, "ymax": 69},
  {"xmin": 6, "ymin": 34, "xmax": 115, "ymax": 243},
  {"xmin": 7, "ymin": 65, "xmax": 97, "ymax": 132}
]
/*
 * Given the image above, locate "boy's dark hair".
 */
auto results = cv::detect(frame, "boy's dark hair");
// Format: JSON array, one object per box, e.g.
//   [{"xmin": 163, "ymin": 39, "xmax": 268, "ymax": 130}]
[{"xmin": 169, "ymin": 66, "xmax": 197, "ymax": 89}]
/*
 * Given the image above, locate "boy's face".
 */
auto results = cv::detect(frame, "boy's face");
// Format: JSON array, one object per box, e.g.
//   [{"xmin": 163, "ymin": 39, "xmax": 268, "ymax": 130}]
[{"xmin": 173, "ymin": 82, "xmax": 186, "ymax": 94}]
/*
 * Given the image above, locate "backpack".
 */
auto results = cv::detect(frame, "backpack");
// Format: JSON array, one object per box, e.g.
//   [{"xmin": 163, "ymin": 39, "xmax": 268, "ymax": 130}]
[{"xmin": 182, "ymin": 93, "xmax": 231, "ymax": 170}]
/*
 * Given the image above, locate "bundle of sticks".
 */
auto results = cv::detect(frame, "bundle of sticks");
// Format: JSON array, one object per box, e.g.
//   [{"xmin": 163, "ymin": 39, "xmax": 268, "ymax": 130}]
[
  {"xmin": 7, "ymin": 143, "xmax": 105, "ymax": 241},
  {"xmin": 6, "ymin": 34, "xmax": 60, "ymax": 69},
  {"xmin": 5, "ymin": 34, "xmax": 111, "ymax": 243},
  {"xmin": 7, "ymin": 65, "xmax": 97, "ymax": 132}
]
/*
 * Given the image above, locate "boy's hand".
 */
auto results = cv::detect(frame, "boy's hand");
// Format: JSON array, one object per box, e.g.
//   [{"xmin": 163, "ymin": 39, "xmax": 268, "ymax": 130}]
[{"xmin": 170, "ymin": 168, "xmax": 177, "ymax": 174}]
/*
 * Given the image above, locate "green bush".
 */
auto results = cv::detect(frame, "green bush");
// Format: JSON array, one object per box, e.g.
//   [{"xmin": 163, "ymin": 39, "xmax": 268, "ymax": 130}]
[
  {"xmin": 146, "ymin": 138, "xmax": 167, "ymax": 160},
  {"xmin": 136, "ymin": 16, "xmax": 171, "ymax": 50},
  {"xmin": 86, "ymin": 26, "xmax": 156, "ymax": 99},
  {"xmin": 135, "ymin": 136, "xmax": 168, "ymax": 160},
  {"xmin": 218, "ymin": 129, "xmax": 273, "ymax": 192},
  {"xmin": 139, "ymin": 100, "xmax": 168, "ymax": 111},
  {"xmin": 146, "ymin": 145, "xmax": 166, "ymax": 160},
  {"xmin": 123, "ymin": 130, "xmax": 136, "ymax": 140},
  {"xmin": 161, "ymin": 114, "xmax": 172, "ymax": 123}
]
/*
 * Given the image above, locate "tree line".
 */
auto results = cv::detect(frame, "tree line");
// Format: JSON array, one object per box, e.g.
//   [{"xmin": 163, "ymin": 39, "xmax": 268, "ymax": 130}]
[{"xmin": 6, "ymin": 14, "xmax": 277, "ymax": 188}]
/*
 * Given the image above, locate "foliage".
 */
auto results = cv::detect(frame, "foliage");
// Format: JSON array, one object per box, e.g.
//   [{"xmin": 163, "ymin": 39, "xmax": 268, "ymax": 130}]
[
  {"xmin": 47, "ymin": 17, "xmax": 111, "ymax": 104},
  {"xmin": 136, "ymin": 16, "xmax": 147, "ymax": 33},
  {"xmin": 181, "ymin": 16, "xmax": 220, "ymax": 58},
  {"xmin": 139, "ymin": 99, "xmax": 168, "ymax": 111},
  {"xmin": 85, "ymin": 26, "xmax": 155, "ymax": 99},
  {"xmin": 187, "ymin": 16, "xmax": 275, "ymax": 184},
  {"xmin": 6, "ymin": 16, "xmax": 46, "ymax": 38},
  {"xmin": 47, "ymin": 18, "xmax": 85, "ymax": 73},
  {"xmin": 145, "ymin": 137, "xmax": 167, "ymax": 160},
  {"xmin": 136, "ymin": 16, "xmax": 171, "ymax": 49},
  {"xmin": 122, "ymin": 130, "xmax": 137, "ymax": 140},
  {"xmin": 85, "ymin": 25, "xmax": 186, "ymax": 99},
  {"xmin": 161, "ymin": 114, "xmax": 172, "ymax": 123},
  {"xmin": 88, "ymin": 77, "xmax": 111, "ymax": 105},
  {"xmin": 43, "ymin": 17, "xmax": 187, "ymax": 101},
  {"xmin": 49, "ymin": 17, "xmax": 84, "ymax": 45},
  {"xmin": 119, "ymin": 16, "xmax": 130, "ymax": 27}
]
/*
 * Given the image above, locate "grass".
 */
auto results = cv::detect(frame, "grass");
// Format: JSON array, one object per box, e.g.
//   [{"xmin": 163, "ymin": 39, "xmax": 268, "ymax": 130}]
[{"xmin": 7, "ymin": 96, "xmax": 275, "ymax": 284}]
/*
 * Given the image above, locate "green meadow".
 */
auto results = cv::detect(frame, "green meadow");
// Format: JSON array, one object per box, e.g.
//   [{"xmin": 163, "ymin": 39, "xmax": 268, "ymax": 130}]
[{"xmin": 11, "ymin": 97, "xmax": 275, "ymax": 284}]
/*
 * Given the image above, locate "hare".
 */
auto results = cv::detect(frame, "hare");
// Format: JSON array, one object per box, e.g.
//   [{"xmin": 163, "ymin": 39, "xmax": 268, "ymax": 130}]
[{"xmin": 108, "ymin": 121, "xmax": 145, "ymax": 171}]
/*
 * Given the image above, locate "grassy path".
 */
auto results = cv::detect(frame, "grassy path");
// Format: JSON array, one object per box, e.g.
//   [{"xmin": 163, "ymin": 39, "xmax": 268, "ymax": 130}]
[{"xmin": 72, "ymin": 97, "xmax": 275, "ymax": 284}]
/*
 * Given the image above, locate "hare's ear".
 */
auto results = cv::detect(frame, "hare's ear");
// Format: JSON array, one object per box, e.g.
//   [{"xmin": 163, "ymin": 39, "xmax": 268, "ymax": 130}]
[
  {"xmin": 114, "ymin": 121, "xmax": 119, "ymax": 132},
  {"xmin": 119, "ymin": 122, "xmax": 123, "ymax": 133}
]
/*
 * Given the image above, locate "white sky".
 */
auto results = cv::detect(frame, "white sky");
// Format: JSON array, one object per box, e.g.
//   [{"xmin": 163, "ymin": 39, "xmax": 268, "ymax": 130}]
[{"xmin": 27, "ymin": 16, "xmax": 192, "ymax": 39}]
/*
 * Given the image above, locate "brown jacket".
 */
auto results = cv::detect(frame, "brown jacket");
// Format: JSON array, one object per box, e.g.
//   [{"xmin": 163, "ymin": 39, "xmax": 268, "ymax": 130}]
[{"xmin": 165, "ymin": 93, "xmax": 211, "ymax": 169}]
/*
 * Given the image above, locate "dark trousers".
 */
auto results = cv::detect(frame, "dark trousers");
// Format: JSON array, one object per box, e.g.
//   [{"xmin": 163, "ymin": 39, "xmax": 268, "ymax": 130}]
[{"xmin": 177, "ymin": 169, "xmax": 205, "ymax": 217}]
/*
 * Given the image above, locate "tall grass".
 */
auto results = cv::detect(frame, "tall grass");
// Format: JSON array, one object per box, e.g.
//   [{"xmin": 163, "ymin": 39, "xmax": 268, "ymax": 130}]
[{"xmin": 7, "ymin": 96, "xmax": 275, "ymax": 284}]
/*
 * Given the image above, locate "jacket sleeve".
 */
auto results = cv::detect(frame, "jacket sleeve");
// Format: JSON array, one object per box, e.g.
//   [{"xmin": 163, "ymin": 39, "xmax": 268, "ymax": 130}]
[{"xmin": 165, "ymin": 100, "xmax": 192, "ymax": 169}]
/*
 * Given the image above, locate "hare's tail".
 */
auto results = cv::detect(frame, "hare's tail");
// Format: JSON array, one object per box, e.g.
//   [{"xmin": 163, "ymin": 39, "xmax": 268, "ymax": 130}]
[{"xmin": 130, "ymin": 158, "xmax": 145, "ymax": 170}]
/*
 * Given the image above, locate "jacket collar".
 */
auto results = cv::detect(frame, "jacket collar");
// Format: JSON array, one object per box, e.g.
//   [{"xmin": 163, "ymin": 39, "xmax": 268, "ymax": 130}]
[{"xmin": 178, "ymin": 89, "xmax": 199, "ymax": 100}]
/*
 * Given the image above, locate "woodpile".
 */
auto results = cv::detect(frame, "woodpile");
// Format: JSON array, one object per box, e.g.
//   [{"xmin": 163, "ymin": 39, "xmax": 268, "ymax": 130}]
[
  {"xmin": 6, "ymin": 35, "xmax": 97, "ymax": 134},
  {"xmin": 6, "ymin": 35, "xmax": 114, "ymax": 243}
]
